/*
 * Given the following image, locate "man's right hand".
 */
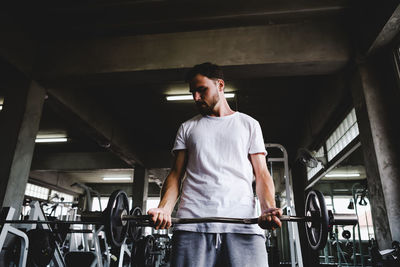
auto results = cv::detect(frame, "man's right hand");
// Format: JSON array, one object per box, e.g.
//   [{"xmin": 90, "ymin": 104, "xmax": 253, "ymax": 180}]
[
  {"xmin": 258, "ymin": 208, "xmax": 282, "ymax": 230},
  {"xmin": 147, "ymin": 207, "xmax": 172, "ymax": 230}
]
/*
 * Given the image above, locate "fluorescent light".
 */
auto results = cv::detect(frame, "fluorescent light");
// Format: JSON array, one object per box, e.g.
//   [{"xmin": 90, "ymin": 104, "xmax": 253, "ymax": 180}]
[
  {"xmin": 166, "ymin": 95, "xmax": 193, "ymax": 101},
  {"xmin": 36, "ymin": 133, "xmax": 68, "ymax": 143},
  {"xmin": 224, "ymin": 93, "xmax": 235, "ymax": 98},
  {"xmin": 35, "ymin": 138, "xmax": 68, "ymax": 143},
  {"xmin": 325, "ymin": 173, "xmax": 360, "ymax": 178},
  {"xmin": 166, "ymin": 93, "xmax": 235, "ymax": 101},
  {"xmin": 0, "ymin": 105, "xmax": 2, "ymax": 110},
  {"xmin": 103, "ymin": 177, "xmax": 132, "ymax": 181}
]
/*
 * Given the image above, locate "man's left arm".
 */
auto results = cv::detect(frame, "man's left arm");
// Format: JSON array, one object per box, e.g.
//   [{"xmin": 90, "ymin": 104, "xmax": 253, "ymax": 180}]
[{"xmin": 249, "ymin": 153, "xmax": 282, "ymax": 230}]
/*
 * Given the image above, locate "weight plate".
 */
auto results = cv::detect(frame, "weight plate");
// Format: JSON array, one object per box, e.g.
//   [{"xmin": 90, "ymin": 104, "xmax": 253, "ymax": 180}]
[
  {"xmin": 129, "ymin": 207, "xmax": 144, "ymax": 242},
  {"xmin": 104, "ymin": 190, "xmax": 130, "ymax": 247},
  {"xmin": 305, "ymin": 190, "xmax": 329, "ymax": 250}
]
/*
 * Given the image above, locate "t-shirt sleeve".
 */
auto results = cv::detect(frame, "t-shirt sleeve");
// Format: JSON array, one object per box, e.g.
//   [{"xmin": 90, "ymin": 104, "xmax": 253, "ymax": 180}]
[
  {"xmin": 249, "ymin": 121, "xmax": 268, "ymax": 156},
  {"xmin": 171, "ymin": 124, "xmax": 187, "ymax": 155}
]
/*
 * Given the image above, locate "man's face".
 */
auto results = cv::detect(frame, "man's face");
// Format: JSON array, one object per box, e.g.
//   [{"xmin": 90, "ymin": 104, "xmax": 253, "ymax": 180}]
[{"xmin": 189, "ymin": 74, "xmax": 222, "ymax": 115}]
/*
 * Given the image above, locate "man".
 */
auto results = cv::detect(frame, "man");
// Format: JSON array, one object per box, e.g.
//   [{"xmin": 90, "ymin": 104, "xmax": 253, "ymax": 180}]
[{"xmin": 148, "ymin": 63, "xmax": 281, "ymax": 267}]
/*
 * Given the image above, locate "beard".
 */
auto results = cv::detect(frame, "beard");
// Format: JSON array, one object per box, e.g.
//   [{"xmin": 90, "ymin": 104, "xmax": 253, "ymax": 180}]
[
  {"xmin": 196, "ymin": 102, "xmax": 212, "ymax": 115},
  {"xmin": 196, "ymin": 94, "xmax": 219, "ymax": 115}
]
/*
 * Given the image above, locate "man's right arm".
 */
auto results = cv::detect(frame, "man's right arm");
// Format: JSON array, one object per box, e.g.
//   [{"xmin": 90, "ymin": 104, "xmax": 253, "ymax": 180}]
[{"xmin": 147, "ymin": 149, "xmax": 187, "ymax": 229}]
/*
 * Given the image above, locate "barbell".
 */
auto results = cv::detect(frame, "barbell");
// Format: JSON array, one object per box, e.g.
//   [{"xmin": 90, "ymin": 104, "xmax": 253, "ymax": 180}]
[{"xmin": 1, "ymin": 189, "xmax": 358, "ymax": 250}]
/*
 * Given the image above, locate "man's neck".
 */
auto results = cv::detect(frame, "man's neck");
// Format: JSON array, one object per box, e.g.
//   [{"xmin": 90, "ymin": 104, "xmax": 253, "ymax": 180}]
[{"xmin": 208, "ymin": 99, "xmax": 235, "ymax": 117}]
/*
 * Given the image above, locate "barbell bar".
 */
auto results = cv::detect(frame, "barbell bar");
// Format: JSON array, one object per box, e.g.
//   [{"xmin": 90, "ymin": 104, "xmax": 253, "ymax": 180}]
[
  {"xmin": 124, "ymin": 215, "xmax": 307, "ymax": 224},
  {"xmin": 0, "ymin": 189, "xmax": 359, "ymax": 250},
  {"xmin": 123, "ymin": 213, "xmax": 357, "ymax": 226},
  {"xmin": 2, "ymin": 214, "xmax": 356, "ymax": 227}
]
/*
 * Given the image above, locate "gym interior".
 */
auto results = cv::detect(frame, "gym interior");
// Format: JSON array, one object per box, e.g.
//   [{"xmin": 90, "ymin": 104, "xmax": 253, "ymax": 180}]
[{"xmin": 1, "ymin": 0, "xmax": 400, "ymax": 266}]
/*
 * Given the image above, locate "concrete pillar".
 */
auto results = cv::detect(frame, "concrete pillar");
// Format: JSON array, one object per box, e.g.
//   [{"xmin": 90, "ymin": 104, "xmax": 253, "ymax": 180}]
[
  {"xmin": 132, "ymin": 166, "xmax": 149, "ymax": 212},
  {"xmin": 0, "ymin": 81, "xmax": 46, "ymax": 218},
  {"xmin": 351, "ymin": 60, "xmax": 400, "ymax": 248}
]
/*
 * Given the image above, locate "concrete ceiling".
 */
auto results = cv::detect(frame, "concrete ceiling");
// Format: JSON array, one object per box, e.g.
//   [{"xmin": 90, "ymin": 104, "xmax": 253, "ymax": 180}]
[{"xmin": 3, "ymin": 0, "xmax": 350, "ymax": 38}]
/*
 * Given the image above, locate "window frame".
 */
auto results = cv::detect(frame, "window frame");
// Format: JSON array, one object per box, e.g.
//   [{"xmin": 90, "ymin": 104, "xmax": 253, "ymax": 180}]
[{"xmin": 306, "ymin": 108, "xmax": 361, "ymax": 188}]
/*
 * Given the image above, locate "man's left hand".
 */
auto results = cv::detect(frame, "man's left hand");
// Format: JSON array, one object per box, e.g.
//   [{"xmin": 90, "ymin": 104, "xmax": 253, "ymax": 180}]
[{"xmin": 258, "ymin": 208, "xmax": 283, "ymax": 230}]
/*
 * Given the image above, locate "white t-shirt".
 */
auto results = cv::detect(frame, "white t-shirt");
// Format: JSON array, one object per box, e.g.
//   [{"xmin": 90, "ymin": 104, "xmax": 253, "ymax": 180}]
[{"xmin": 172, "ymin": 112, "xmax": 267, "ymax": 235}]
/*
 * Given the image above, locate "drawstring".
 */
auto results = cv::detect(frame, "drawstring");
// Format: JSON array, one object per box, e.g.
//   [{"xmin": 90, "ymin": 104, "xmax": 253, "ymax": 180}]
[{"xmin": 215, "ymin": 233, "xmax": 222, "ymax": 249}]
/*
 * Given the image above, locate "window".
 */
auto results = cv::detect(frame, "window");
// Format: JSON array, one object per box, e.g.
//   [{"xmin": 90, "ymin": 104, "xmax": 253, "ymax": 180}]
[
  {"xmin": 25, "ymin": 183, "xmax": 49, "ymax": 200},
  {"xmin": 146, "ymin": 198, "xmax": 160, "ymax": 211},
  {"xmin": 326, "ymin": 109, "xmax": 359, "ymax": 161},
  {"xmin": 91, "ymin": 197, "xmax": 135, "ymax": 212},
  {"xmin": 91, "ymin": 197, "xmax": 110, "ymax": 212}
]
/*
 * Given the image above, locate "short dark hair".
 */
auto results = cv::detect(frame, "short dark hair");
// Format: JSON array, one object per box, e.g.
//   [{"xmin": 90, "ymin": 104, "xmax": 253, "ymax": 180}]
[{"xmin": 185, "ymin": 62, "xmax": 224, "ymax": 83}]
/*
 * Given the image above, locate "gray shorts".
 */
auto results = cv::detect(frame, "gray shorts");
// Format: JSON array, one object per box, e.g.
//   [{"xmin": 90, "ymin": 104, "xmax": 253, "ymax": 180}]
[{"xmin": 170, "ymin": 231, "xmax": 268, "ymax": 267}]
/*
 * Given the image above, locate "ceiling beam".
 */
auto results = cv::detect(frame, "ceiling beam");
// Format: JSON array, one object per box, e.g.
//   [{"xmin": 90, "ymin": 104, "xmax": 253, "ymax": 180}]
[
  {"xmin": 85, "ymin": 183, "xmax": 161, "ymax": 197},
  {"xmin": 32, "ymin": 0, "xmax": 348, "ymax": 37},
  {"xmin": 141, "ymin": 150, "xmax": 173, "ymax": 169},
  {"xmin": 29, "ymin": 172, "xmax": 84, "ymax": 195},
  {"xmin": 367, "ymin": 4, "xmax": 400, "ymax": 55},
  {"xmin": 36, "ymin": 21, "xmax": 350, "ymax": 82},
  {"xmin": 31, "ymin": 152, "xmax": 131, "ymax": 171},
  {"xmin": 46, "ymin": 88, "xmax": 144, "ymax": 166}
]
